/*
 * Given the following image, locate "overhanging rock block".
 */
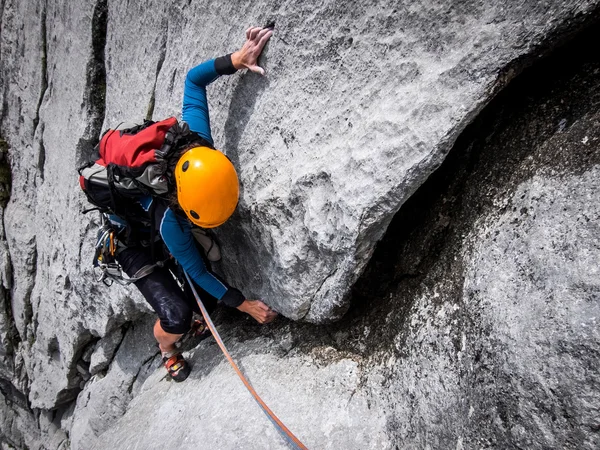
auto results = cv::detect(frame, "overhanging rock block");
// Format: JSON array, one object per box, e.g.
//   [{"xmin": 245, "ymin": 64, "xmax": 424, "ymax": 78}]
[{"xmin": 143, "ymin": 0, "xmax": 600, "ymax": 322}]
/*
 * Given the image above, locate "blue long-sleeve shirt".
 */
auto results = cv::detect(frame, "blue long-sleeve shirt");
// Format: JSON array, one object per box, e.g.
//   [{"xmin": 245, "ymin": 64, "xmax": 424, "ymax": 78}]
[
  {"xmin": 158, "ymin": 202, "xmax": 229, "ymax": 300},
  {"xmin": 157, "ymin": 56, "xmax": 243, "ymax": 307},
  {"xmin": 182, "ymin": 59, "xmax": 220, "ymax": 146}
]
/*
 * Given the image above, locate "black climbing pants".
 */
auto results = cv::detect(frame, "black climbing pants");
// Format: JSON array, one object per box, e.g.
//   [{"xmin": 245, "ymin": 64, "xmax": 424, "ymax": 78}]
[{"xmin": 116, "ymin": 244, "xmax": 217, "ymax": 335}]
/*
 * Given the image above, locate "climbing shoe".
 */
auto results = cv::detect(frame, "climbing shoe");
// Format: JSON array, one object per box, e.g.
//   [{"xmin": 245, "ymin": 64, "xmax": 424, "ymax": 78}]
[
  {"xmin": 175, "ymin": 317, "xmax": 211, "ymax": 352},
  {"xmin": 190, "ymin": 318, "xmax": 210, "ymax": 339},
  {"xmin": 162, "ymin": 352, "xmax": 191, "ymax": 382}
]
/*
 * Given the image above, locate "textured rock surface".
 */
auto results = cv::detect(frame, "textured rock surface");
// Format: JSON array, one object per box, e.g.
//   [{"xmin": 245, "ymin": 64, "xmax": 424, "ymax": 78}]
[
  {"xmin": 63, "ymin": 21, "xmax": 600, "ymax": 449},
  {"xmin": 460, "ymin": 171, "xmax": 599, "ymax": 449},
  {"xmin": 101, "ymin": 0, "xmax": 600, "ymax": 322},
  {"xmin": 0, "ymin": 0, "xmax": 154, "ymax": 413},
  {"xmin": 88, "ymin": 325, "xmax": 124, "ymax": 376},
  {"xmin": 91, "ymin": 330, "xmax": 391, "ymax": 450},
  {"xmin": 88, "ymin": 162, "xmax": 600, "ymax": 449},
  {"xmin": 0, "ymin": 0, "xmax": 599, "ymax": 448},
  {"xmin": 69, "ymin": 317, "xmax": 158, "ymax": 450},
  {"xmin": 342, "ymin": 34, "xmax": 600, "ymax": 447}
]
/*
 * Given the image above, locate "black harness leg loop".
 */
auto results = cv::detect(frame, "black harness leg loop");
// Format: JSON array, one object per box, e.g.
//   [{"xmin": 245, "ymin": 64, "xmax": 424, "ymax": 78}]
[{"xmin": 149, "ymin": 200, "xmax": 157, "ymax": 263}]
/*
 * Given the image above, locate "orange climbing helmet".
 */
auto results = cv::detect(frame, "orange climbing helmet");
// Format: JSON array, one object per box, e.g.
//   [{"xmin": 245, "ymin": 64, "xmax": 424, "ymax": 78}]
[{"xmin": 174, "ymin": 146, "xmax": 239, "ymax": 228}]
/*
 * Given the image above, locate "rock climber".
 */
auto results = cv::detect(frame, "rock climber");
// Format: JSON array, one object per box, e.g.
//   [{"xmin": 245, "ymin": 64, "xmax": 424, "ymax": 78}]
[{"xmin": 112, "ymin": 26, "xmax": 278, "ymax": 381}]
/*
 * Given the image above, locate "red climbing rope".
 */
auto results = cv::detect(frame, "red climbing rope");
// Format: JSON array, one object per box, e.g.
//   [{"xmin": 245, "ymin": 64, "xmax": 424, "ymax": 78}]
[{"xmin": 184, "ymin": 271, "xmax": 308, "ymax": 450}]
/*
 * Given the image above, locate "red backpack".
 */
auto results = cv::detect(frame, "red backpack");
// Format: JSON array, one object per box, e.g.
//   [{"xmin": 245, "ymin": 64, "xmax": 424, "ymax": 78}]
[{"xmin": 78, "ymin": 117, "xmax": 194, "ymax": 220}]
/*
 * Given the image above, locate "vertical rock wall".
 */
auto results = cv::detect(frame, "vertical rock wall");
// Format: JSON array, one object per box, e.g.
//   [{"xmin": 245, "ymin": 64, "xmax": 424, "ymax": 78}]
[
  {"xmin": 91, "ymin": 0, "xmax": 600, "ymax": 323},
  {"xmin": 0, "ymin": 0, "xmax": 598, "ymax": 448},
  {"xmin": 0, "ymin": 1, "xmax": 156, "ymax": 446}
]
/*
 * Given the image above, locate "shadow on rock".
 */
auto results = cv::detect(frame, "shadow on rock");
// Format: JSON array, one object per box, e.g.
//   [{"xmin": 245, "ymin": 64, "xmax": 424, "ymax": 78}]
[{"xmin": 223, "ymin": 71, "xmax": 270, "ymax": 170}]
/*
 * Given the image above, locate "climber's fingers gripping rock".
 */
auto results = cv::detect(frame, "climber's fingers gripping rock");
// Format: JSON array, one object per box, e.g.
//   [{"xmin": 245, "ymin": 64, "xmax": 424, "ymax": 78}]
[
  {"xmin": 237, "ymin": 299, "xmax": 278, "ymax": 324},
  {"xmin": 232, "ymin": 26, "xmax": 274, "ymax": 75}
]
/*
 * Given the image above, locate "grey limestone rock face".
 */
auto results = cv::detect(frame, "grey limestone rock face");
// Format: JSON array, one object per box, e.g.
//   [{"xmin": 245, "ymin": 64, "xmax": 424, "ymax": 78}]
[
  {"xmin": 343, "ymin": 37, "xmax": 600, "ymax": 447},
  {"xmin": 460, "ymin": 171, "xmax": 600, "ymax": 449},
  {"xmin": 89, "ymin": 158, "xmax": 600, "ymax": 448},
  {"xmin": 91, "ymin": 330, "xmax": 391, "ymax": 450},
  {"xmin": 102, "ymin": 0, "xmax": 600, "ymax": 323},
  {"xmin": 88, "ymin": 325, "xmax": 124, "ymax": 376},
  {"xmin": 69, "ymin": 317, "xmax": 159, "ymax": 450},
  {"xmin": 1, "ymin": 0, "xmax": 153, "ymax": 415},
  {"xmin": 0, "ymin": 0, "xmax": 599, "ymax": 448}
]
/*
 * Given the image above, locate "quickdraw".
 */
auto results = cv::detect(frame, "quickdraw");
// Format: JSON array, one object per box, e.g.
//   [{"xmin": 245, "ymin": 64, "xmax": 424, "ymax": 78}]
[
  {"xmin": 93, "ymin": 213, "xmax": 162, "ymax": 286},
  {"xmin": 93, "ymin": 215, "xmax": 123, "ymax": 286}
]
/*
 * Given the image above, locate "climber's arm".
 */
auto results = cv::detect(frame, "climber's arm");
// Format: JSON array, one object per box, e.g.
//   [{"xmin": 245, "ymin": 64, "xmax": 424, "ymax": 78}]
[
  {"xmin": 158, "ymin": 206, "xmax": 277, "ymax": 323},
  {"xmin": 182, "ymin": 58, "xmax": 233, "ymax": 146},
  {"xmin": 182, "ymin": 26, "xmax": 273, "ymax": 144},
  {"xmin": 159, "ymin": 206, "xmax": 245, "ymax": 307}
]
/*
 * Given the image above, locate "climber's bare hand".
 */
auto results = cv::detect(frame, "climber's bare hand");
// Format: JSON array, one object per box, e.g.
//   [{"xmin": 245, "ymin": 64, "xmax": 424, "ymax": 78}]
[
  {"xmin": 231, "ymin": 26, "xmax": 273, "ymax": 75},
  {"xmin": 237, "ymin": 299, "xmax": 278, "ymax": 324}
]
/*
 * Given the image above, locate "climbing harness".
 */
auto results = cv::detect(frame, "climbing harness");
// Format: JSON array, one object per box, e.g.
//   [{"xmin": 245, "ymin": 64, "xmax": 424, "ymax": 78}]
[
  {"xmin": 183, "ymin": 271, "xmax": 308, "ymax": 450},
  {"xmin": 93, "ymin": 213, "xmax": 164, "ymax": 286}
]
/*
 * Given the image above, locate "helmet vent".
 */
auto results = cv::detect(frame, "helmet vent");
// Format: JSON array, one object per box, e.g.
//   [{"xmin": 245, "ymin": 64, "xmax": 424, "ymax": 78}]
[
  {"xmin": 182, "ymin": 161, "xmax": 190, "ymax": 172},
  {"xmin": 190, "ymin": 210, "xmax": 200, "ymax": 219}
]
